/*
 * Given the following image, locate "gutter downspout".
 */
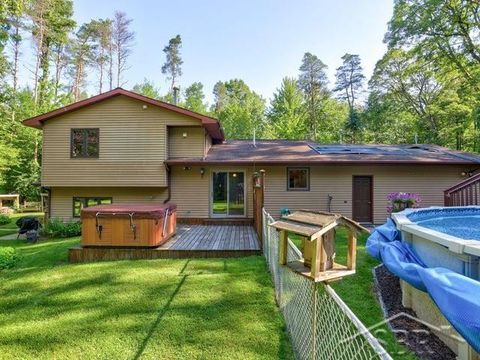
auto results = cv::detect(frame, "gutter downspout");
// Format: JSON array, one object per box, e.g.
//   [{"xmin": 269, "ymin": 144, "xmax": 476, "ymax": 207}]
[{"xmin": 163, "ymin": 164, "xmax": 171, "ymax": 204}]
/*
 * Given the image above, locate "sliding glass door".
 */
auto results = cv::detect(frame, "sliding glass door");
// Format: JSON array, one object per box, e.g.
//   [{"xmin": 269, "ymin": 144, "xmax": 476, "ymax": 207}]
[{"xmin": 211, "ymin": 171, "xmax": 245, "ymax": 217}]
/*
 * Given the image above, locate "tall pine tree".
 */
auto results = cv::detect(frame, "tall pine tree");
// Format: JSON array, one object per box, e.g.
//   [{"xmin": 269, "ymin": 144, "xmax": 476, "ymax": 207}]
[
  {"xmin": 161, "ymin": 35, "xmax": 183, "ymax": 92},
  {"xmin": 298, "ymin": 52, "xmax": 329, "ymax": 141}
]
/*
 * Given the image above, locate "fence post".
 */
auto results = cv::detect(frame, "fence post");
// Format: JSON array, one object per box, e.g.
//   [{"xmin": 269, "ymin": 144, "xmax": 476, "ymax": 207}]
[{"xmin": 312, "ymin": 282, "xmax": 317, "ymax": 360}]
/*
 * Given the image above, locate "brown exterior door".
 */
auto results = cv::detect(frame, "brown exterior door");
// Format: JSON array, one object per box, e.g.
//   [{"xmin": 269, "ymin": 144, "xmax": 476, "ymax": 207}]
[{"xmin": 352, "ymin": 176, "xmax": 373, "ymax": 223}]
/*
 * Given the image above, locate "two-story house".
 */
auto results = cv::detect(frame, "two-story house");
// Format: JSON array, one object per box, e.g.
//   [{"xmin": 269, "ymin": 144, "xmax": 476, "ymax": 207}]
[{"xmin": 23, "ymin": 88, "xmax": 480, "ymax": 224}]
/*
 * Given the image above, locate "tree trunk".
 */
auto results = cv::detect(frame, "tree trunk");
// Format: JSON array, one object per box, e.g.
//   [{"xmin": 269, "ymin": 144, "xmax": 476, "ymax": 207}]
[
  {"xmin": 53, "ymin": 45, "xmax": 64, "ymax": 99},
  {"xmin": 99, "ymin": 57, "xmax": 104, "ymax": 94},
  {"xmin": 116, "ymin": 43, "xmax": 121, "ymax": 88},
  {"xmin": 38, "ymin": 38, "xmax": 51, "ymax": 106},
  {"xmin": 33, "ymin": 29, "xmax": 44, "ymax": 106},
  {"xmin": 11, "ymin": 23, "xmax": 21, "ymax": 93},
  {"xmin": 34, "ymin": 139, "xmax": 39, "ymax": 165}
]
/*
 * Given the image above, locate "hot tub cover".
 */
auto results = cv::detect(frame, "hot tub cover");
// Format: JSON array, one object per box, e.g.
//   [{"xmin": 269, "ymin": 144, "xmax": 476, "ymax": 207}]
[{"xmin": 81, "ymin": 203, "xmax": 177, "ymax": 219}]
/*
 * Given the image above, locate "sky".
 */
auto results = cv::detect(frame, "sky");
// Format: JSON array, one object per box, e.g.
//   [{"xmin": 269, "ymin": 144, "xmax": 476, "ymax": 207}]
[{"xmin": 21, "ymin": 0, "xmax": 395, "ymax": 104}]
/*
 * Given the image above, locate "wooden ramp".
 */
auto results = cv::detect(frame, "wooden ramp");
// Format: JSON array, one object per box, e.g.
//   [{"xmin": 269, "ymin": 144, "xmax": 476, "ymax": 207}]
[{"xmin": 68, "ymin": 224, "xmax": 261, "ymax": 263}]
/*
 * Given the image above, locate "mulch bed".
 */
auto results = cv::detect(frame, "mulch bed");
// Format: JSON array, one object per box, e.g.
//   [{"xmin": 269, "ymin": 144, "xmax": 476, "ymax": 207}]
[{"xmin": 373, "ymin": 265, "xmax": 456, "ymax": 360}]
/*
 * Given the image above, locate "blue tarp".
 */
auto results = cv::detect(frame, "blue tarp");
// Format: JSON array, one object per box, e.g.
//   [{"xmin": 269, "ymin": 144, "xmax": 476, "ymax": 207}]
[{"xmin": 367, "ymin": 220, "xmax": 480, "ymax": 352}]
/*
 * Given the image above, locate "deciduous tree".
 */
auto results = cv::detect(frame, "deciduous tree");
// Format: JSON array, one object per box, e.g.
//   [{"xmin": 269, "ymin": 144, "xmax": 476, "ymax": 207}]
[
  {"xmin": 132, "ymin": 78, "xmax": 161, "ymax": 99},
  {"xmin": 183, "ymin": 82, "xmax": 207, "ymax": 114},
  {"xmin": 265, "ymin": 77, "xmax": 306, "ymax": 139},
  {"xmin": 213, "ymin": 79, "xmax": 266, "ymax": 139},
  {"xmin": 386, "ymin": 0, "xmax": 480, "ymax": 88}
]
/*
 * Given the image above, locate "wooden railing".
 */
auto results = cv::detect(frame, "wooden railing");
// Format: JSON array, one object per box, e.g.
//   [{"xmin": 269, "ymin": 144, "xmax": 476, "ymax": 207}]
[{"xmin": 444, "ymin": 173, "xmax": 480, "ymax": 206}]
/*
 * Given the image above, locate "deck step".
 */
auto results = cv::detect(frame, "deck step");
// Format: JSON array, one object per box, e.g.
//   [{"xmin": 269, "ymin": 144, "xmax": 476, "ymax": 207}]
[{"xmin": 179, "ymin": 218, "xmax": 253, "ymax": 225}]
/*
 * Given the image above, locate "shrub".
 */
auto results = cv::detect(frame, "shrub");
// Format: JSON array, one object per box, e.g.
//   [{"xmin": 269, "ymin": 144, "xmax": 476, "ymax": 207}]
[
  {"xmin": 0, "ymin": 214, "xmax": 10, "ymax": 225},
  {"xmin": 0, "ymin": 247, "xmax": 20, "ymax": 270},
  {"xmin": 43, "ymin": 218, "xmax": 81, "ymax": 238}
]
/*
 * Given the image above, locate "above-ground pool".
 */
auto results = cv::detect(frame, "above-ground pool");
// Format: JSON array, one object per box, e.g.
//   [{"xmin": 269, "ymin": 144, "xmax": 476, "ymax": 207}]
[
  {"xmin": 406, "ymin": 207, "xmax": 480, "ymax": 240},
  {"xmin": 391, "ymin": 207, "xmax": 480, "ymax": 358},
  {"xmin": 393, "ymin": 206, "xmax": 480, "ymax": 280}
]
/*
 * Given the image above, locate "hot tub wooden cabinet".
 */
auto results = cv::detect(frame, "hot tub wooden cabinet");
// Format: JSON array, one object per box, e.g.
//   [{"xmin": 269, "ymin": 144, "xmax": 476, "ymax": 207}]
[{"xmin": 81, "ymin": 204, "xmax": 177, "ymax": 247}]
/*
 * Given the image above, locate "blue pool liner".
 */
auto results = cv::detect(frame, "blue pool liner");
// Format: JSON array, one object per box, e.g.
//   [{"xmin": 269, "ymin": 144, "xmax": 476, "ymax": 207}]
[{"xmin": 367, "ymin": 220, "xmax": 480, "ymax": 352}]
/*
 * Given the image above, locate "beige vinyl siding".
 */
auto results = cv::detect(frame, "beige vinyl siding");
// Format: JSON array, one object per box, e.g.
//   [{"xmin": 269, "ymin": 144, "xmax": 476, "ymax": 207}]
[
  {"xmin": 49, "ymin": 164, "xmax": 470, "ymax": 223},
  {"xmin": 262, "ymin": 165, "xmax": 470, "ymax": 224},
  {"xmin": 170, "ymin": 166, "xmax": 209, "ymax": 218},
  {"xmin": 168, "ymin": 127, "xmax": 205, "ymax": 158},
  {"xmin": 50, "ymin": 187, "xmax": 168, "ymax": 220},
  {"xmin": 170, "ymin": 166, "xmax": 254, "ymax": 218},
  {"xmin": 42, "ymin": 95, "xmax": 201, "ymax": 187}
]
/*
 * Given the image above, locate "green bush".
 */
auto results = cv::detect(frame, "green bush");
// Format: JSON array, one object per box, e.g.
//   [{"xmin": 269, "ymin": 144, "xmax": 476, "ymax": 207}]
[
  {"xmin": 0, "ymin": 247, "xmax": 20, "ymax": 270},
  {"xmin": 0, "ymin": 214, "xmax": 10, "ymax": 226},
  {"xmin": 43, "ymin": 218, "xmax": 81, "ymax": 238}
]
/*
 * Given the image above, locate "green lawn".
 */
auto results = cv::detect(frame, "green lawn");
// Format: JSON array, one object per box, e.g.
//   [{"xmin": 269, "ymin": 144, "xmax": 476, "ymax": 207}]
[
  {"xmin": 212, "ymin": 201, "xmax": 244, "ymax": 215},
  {"xmin": 0, "ymin": 212, "xmax": 44, "ymax": 237},
  {"xmin": 290, "ymin": 230, "xmax": 416, "ymax": 359},
  {"xmin": 0, "ymin": 238, "xmax": 293, "ymax": 360}
]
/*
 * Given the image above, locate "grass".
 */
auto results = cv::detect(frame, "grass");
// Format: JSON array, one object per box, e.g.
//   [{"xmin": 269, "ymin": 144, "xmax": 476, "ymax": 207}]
[
  {"xmin": 212, "ymin": 201, "xmax": 245, "ymax": 216},
  {"xmin": 0, "ymin": 238, "xmax": 293, "ymax": 360},
  {"xmin": 289, "ymin": 230, "xmax": 417, "ymax": 359},
  {"xmin": 0, "ymin": 212, "xmax": 44, "ymax": 237}
]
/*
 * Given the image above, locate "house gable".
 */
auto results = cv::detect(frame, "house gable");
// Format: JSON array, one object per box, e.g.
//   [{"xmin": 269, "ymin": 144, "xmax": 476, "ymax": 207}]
[{"xmin": 40, "ymin": 94, "xmax": 209, "ymax": 187}]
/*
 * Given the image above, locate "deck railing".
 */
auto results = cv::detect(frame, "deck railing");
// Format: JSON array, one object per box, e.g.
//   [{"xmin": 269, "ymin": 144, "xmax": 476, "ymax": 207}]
[
  {"xmin": 262, "ymin": 209, "xmax": 391, "ymax": 360},
  {"xmin": 444, "ymin": 173, "xmax": 480, "ymax": 206}
]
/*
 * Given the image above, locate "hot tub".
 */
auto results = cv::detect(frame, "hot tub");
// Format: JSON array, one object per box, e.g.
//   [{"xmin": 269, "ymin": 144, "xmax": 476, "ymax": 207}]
[{"xmin": 81, "ymin": 203, "xmax": 177, "ymax": 247}]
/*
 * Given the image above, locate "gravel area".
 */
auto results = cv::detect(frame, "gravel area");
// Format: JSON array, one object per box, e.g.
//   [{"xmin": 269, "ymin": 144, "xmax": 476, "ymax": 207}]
[{"xmin": 374, "ymin": 265, "xmax": 456, "ymax": 360}]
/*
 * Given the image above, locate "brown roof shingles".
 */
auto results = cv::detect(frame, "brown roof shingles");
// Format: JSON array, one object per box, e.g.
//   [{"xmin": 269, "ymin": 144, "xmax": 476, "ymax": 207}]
[{"xmin": 165, "ymin": 140, "xmax": 480, "ymax": 165}]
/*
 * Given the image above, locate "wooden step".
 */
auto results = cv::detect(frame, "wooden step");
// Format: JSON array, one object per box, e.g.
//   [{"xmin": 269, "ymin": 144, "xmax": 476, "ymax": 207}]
[{"xmin": 178, "ymin": 218, "xmax": 253, "ymax": 225}]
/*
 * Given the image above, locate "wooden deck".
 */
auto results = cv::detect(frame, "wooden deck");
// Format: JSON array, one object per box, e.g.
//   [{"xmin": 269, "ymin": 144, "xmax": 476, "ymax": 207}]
[
  {"xmin": 161, "ymin": 224, "xmax": 259, "ymax": 250},
  {"xmin": 68, "ymin": 224, "xmax": 261, "ymax": 263}
]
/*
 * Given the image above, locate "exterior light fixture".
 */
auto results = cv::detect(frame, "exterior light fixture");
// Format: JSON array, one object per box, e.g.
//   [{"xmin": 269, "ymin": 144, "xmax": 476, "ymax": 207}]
[
  {"xmin": 253, "ymin": 172, "xmax": 261, "ymax": 188},
  {"xmin": 183, "ymin": 132, "xmax": 187, "ymax": 138},
  {"xmin": 183, "ymin": 166, "xmax": 191, "ymax": 171},
  {"xmin": 142, "ymin": 105, "xmax": 148, "ymax": 110},
  {"xmin": 200, "ymin": 168, "xmax": 205, "ymax": 177}
]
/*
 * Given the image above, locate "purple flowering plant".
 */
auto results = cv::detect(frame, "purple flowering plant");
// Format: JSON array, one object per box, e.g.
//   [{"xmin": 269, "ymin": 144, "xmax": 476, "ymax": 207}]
[{"xmin": 387, "ymin": 192, "xmax": 422, "ymax": 214}]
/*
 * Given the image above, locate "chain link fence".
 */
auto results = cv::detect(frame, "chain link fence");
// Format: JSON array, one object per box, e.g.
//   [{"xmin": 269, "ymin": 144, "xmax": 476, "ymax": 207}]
[{"xmin": 262, "ymin": 209, "xmax": 392, "ymax": 360}]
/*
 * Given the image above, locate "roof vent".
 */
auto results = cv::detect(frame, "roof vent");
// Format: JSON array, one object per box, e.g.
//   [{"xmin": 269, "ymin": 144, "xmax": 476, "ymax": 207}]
[{"xmin": 407, "ymin": 145, "xmax": 436, "ymax": 152}]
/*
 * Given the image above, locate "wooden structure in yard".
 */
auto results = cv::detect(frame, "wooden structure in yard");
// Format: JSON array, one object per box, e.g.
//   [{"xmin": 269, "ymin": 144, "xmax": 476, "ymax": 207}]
[
  {"xmin": 269, "ymin": 210, "xmax": 368, "ymax": 282},
  {"xmin": 0, "ymin": 194, "xmax": 20, "ymax": 209}
]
